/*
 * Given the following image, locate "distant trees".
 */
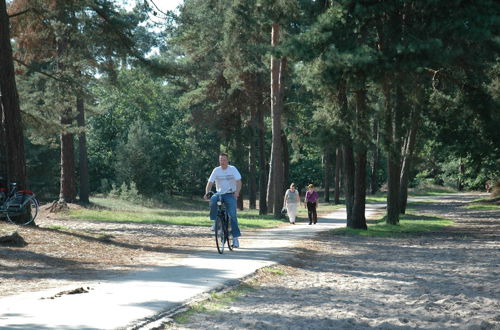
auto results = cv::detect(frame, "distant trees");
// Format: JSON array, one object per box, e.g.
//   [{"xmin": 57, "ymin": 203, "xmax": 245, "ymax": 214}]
[
  {"xmin": 290, "ymin": 0, "xmax": 499, "ymax": 226},
  {"xmin": 8, "ymin": 0, "xmax": 161, "ymax": 202},
  {"xmin": 3, "ymin": 0, "xmax": 497, "ymax": 227}
]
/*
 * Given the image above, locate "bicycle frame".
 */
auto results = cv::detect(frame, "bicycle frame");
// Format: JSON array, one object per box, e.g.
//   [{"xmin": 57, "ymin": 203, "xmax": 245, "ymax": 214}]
[{"xmin": 210, "ymin": 192, "xmax": 233, "ymax": 254}]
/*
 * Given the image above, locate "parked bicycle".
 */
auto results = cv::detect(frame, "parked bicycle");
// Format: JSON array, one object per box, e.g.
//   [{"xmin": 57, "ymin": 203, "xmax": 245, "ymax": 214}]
[
  {"xmin": 0, "ymin": 180, "xmax": 39, "ymax": 225},
  {"xmin": 207, "ymin": 191, "xmax": 234, "ymax": 254}
]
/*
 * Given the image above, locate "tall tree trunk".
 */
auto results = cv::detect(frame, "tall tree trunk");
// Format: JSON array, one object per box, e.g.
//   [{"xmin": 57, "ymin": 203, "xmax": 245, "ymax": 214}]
[
  {"xmin": 352, "ymin": 150, "xmax": 367, "ymax": 228},
  {"xmin": 351, "ymin": 88, "xmax": 368, "ymax": 229},
  {"xmin": 233, "ymin": 127, "xmax": 245, "ymax": 211},
  {"xmin": 343, "ymin": 143, "xmax": 355, "ymax": 226},
  {"xmin": 269, "ymin": 23, "xmax": 285, "ymax": 219},
  {"xmin": 59, "ymin": 107, "xmax": 77, "ymax": 202},
  {"xmin": 399, "ymin": 103, "xmax": 420, "ymax": 214},
  {"xmin": 370, "ymin": 117, "xmax": 380, "ymax": 194},
  {"xmin": 258, "ymin": 97, "xmax": 267, "ymax": 215},
  {"xmin": 334, "ymin": 147, "xmax": 342, "ymax": 204},
  {"xmin": 266, "ymin": 151, "xmax": 274, "ymax": 212},
  {"xmin": 0, "ymin": 109, "xmax": 6, "ymax": 179},
  {"xmin": 383, "ymin": 78, "xmax": 402, "ymax": 225},
  {"xmin": 0, "ymin": 0, "xmax": 26, "ymax": 188},
  {"xmin": 337, "ymin": 78, "xmax": 354, "ymax": 223},
  {"xmin": 323, "ymin": 149, "xmax": 332, "ymax": 202},
  {"xmin": 76, "ymin": 95, "xmax": 89, "ymax": 204},
  {"xmin": 248, "ymin": 124, "xmax": 257, "ymax": 209},
  {"xmin": 281, "ymin": 129, "xmax": 289, "ymax": 188}
]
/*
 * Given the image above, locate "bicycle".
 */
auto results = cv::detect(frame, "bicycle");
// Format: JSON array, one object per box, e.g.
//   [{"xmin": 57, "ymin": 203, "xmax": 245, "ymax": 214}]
[
  {"xmin": 206, "ymin": 192, "xmax": 233, "ymax": 254},
  {"xmin": 0, "ymin": 181, "xmax": 39, "ymax": 225}
]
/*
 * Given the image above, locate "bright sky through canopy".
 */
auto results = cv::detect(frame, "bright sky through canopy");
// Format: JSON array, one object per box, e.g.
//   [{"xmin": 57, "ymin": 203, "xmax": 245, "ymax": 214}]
[
  {"xmin": 144, "ymin": 0, "xmax": 183, "ymax": 12},
  {"xmin": 122, "ymin": 0, "xmax": 183, "ymax": 13}
]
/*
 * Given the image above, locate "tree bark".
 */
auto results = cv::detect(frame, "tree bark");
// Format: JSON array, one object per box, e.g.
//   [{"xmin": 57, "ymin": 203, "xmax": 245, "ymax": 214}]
[
  {"xmin": 281, "ymin": 129, "xmax": 289, "ymax": 188},
  {"xmin": 351, "ymin": 88, "xmax": 368, "ymax": 230},
  {"xmin": 334, "ymin": 147, "xmax": 342, "ymax": 204},
  {"xmin": 248, "ymin": 123, "xmax": 257, "ymax": 209},
  {"xmin": 0, "ymin": 0, "xmax": 27, "ymax": 188},
  {"xmin": 269, "ymin": 23, "xmax": 285, "ymax": 218},
  {"xmin": 323, "ymin": 149, "xmax": 332, "ymax": 202},
  {"xmin": 0, "ymin": 109, "xmax": 6, "ymax": 178},
  {"xmin": 337, "ymin": 78, "xmax": 354, "ymax": 223},
  {"xmin": 59, "ymin": 107, "xmax": 77, "ymax": 203},
  {"xmin": 343, "ymin": 142, "xmax": 355, "ymax": 226},
  {"xmin": 232, "ymin": 128, "xmax": 245, "ymax": 211},
  {"xmin": 370, "ymin": 117, "xmax": 380, "ymax": 194},
  {"xmin": 399, "ymin": 103, "xmax": 420, "ymax": 214},
  {"xmin": 266, "ymin": 151, "xmax": 274, "ymax": 212},
  {"xmin": 258, "ymin": 95, "xmax": 267, "ymax": 215},
  {"xmin": 383, "ymin": 78, "xmax": 402, "ymax": 225},
  {"xmin": 76, "ymin": 95, "xmax": 89, "ymax": 204}
]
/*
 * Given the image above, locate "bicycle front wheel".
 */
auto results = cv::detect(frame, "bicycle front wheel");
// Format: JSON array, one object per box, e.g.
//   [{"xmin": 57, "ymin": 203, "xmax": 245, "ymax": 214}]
[
  {"xmin": 215, "ymin": 216, "xmax": 225, "ymax": 254},
  {"xmin": 226, "ymin": 215, "xmax": 233, "ymax": 251},
  {"xmin": 6, "ymin": 197, "xmax": 39, "ymax": 226}
]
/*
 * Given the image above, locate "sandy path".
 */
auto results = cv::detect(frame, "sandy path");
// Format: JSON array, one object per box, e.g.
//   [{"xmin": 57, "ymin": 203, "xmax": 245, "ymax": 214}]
[{"xmin": 166, "ymin": 193, "xmax": 500, "ymax": 330}]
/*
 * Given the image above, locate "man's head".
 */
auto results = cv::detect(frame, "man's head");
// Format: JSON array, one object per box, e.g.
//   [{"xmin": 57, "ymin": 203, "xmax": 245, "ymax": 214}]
[{"xmin": 219, "ymin": 153, "xmax": 229, "ymax": 169}]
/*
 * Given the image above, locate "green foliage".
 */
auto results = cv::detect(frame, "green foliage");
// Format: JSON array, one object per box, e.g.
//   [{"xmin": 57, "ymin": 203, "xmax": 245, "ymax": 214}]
[
  {"xmin": 67, "ymin": 196, "xmax": 284, "ymax": 228},
  {"xmin": 288, "ymin": 158, "xmax": 322, "ymax": 192},
  {"xmin": 88, "ymin": 67, "xmax": 219, "ymax": 196},
  {"xmin": 24, "ymin": 140, "xmax": 60, "ymax": 200},
  {"xmin": 11, "ymin": 0, "xmax": 499, "ymax": 204},
  {"xmin": 108, "ymin": 182, "xmax": 142, "ymax": 203}
]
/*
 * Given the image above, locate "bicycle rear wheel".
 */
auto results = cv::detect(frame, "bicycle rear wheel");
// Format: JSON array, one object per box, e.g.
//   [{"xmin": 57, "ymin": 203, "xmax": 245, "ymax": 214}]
[
  {"xmin": 6, "ymin": 197, "xmax": 39, "ymax": 226},
  {"xmin": 215, "ymin": 216, "xmax": 225, "ymax": 254}
]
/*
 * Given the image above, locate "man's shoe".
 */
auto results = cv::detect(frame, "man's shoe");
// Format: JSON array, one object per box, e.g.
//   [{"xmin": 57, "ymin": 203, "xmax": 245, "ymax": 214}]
[
  {"xmin": 232, "ymin": 237, "xmax": 239, "ymax": 248},
  {"xmin": 210, "ymin": 222, "xmax": 215, "ymax": 231}
]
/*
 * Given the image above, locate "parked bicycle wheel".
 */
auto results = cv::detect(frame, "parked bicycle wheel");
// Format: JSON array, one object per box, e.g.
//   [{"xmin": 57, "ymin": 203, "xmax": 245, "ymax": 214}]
[
  {"xmin": 215, "ymin": 215, "xmax": 225, "ymax": 254},
  {"xmin": 6, "ymin": 196, "xmax": 39, "ymax": 226}
]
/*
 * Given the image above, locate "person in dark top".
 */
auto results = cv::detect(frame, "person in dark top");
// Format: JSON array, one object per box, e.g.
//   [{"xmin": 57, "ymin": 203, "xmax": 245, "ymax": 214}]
[{"xmin": 304, "ymin": 184, "xmax": 318, "ymax": 225}]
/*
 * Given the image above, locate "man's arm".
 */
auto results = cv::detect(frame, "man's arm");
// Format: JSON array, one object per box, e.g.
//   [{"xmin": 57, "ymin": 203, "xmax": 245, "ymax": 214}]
[
  {"xmin": 204, "ymin": 181, "xmax": 214, "ymax": 200},
  {"xmin": 235, "ymin": 179, "xmax": 242, "ymax": 198}
]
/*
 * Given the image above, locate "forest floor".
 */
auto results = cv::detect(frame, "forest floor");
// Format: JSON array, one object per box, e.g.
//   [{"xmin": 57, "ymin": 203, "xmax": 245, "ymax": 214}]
[
  {"xmin": 0, "ymin": 193, "xmax": 499, "ymax": 329},
  {"xmin": 164, "ymin": 193, "xmax": 500, "ymax": 329}
]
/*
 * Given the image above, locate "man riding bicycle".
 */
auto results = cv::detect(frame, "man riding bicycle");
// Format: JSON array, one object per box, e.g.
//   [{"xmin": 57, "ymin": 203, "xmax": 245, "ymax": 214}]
[{"xmin": 203, "ymin": 152, "xmax": 242, "ymax": 248}]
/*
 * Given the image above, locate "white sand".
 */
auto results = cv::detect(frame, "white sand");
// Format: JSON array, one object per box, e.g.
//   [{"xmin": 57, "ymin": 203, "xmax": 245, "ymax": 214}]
[{"xmin": 168, "ymin": 194, "xmax": 500, "ymax": 329}]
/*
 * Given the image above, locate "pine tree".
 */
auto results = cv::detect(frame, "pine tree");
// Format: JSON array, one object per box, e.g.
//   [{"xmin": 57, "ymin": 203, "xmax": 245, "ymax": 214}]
[{"xmin": 0, "ymin": 0, "xmax": 27, "ymax": 188}]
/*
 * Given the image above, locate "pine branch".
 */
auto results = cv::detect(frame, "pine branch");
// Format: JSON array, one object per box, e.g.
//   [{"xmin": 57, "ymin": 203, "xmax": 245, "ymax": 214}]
[{"xmin": 13, "ymin": 58, "xmax": 73, "ymax": 84}]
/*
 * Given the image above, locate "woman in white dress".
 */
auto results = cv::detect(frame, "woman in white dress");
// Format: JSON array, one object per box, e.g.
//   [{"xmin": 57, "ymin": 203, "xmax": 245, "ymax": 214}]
[{"xmin": 283, "ymin": 183, "xmax": 300, "ymax": 224}]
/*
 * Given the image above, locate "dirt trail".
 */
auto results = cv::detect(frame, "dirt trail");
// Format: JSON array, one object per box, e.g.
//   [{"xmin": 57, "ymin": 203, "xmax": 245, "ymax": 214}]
[{"xmin": 166, "ymin": 193, "xmax": 500, "ymax": 330}]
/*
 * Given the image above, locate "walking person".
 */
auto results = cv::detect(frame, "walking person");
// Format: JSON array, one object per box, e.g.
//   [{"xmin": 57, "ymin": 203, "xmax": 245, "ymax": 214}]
[
  {"xmin": 304, "ymin": 184, "xmax": 318, "ymax": 225},
  {"xmin": 203, "ymin": 152, "xmax": 242, "ymax": 248},
  {"xmin": 283, "ymin": 183, "xmax": 300, "ymax": 224}
]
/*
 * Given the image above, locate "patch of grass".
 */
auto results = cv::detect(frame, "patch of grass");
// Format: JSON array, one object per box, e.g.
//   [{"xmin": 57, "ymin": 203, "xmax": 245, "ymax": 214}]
[
  {"xmin": 464, "ymin": 204, "xmax": 500, "ymax": 210},
  {"xmin": 331, "ymin": 213, "xmax": 453, "ymax": 237},
  {"xmin": 172, "ymin": 283, "xmax": 255, "ymax": 324},
  {"xmin": 405, "ymin": 200, "xmax": 442, "ymax": 209},
  {"xmin": 260, "ymin": 266, "xmax": 286, "ymax": 276},
  {"xmin": 467, "ymin": 197, "xmax": 500, "ymax": 210},
  {"xmin": 170, "ymin": 265, "xmax": 287, "ymax": 326},
  {"xmin": 67, "ymin": 197, "xmax": 286, "ymax": 229},
  {"xmin": 365, "ymin": 195, "xmax": 387, "ymax": 203},
  {"xmin": 409, "ymin": 183, "xmax": 457, "ymax": 195},
  {"xmin": 45, "ymin": 224, "xmax": 68, "ymax": 231}
]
